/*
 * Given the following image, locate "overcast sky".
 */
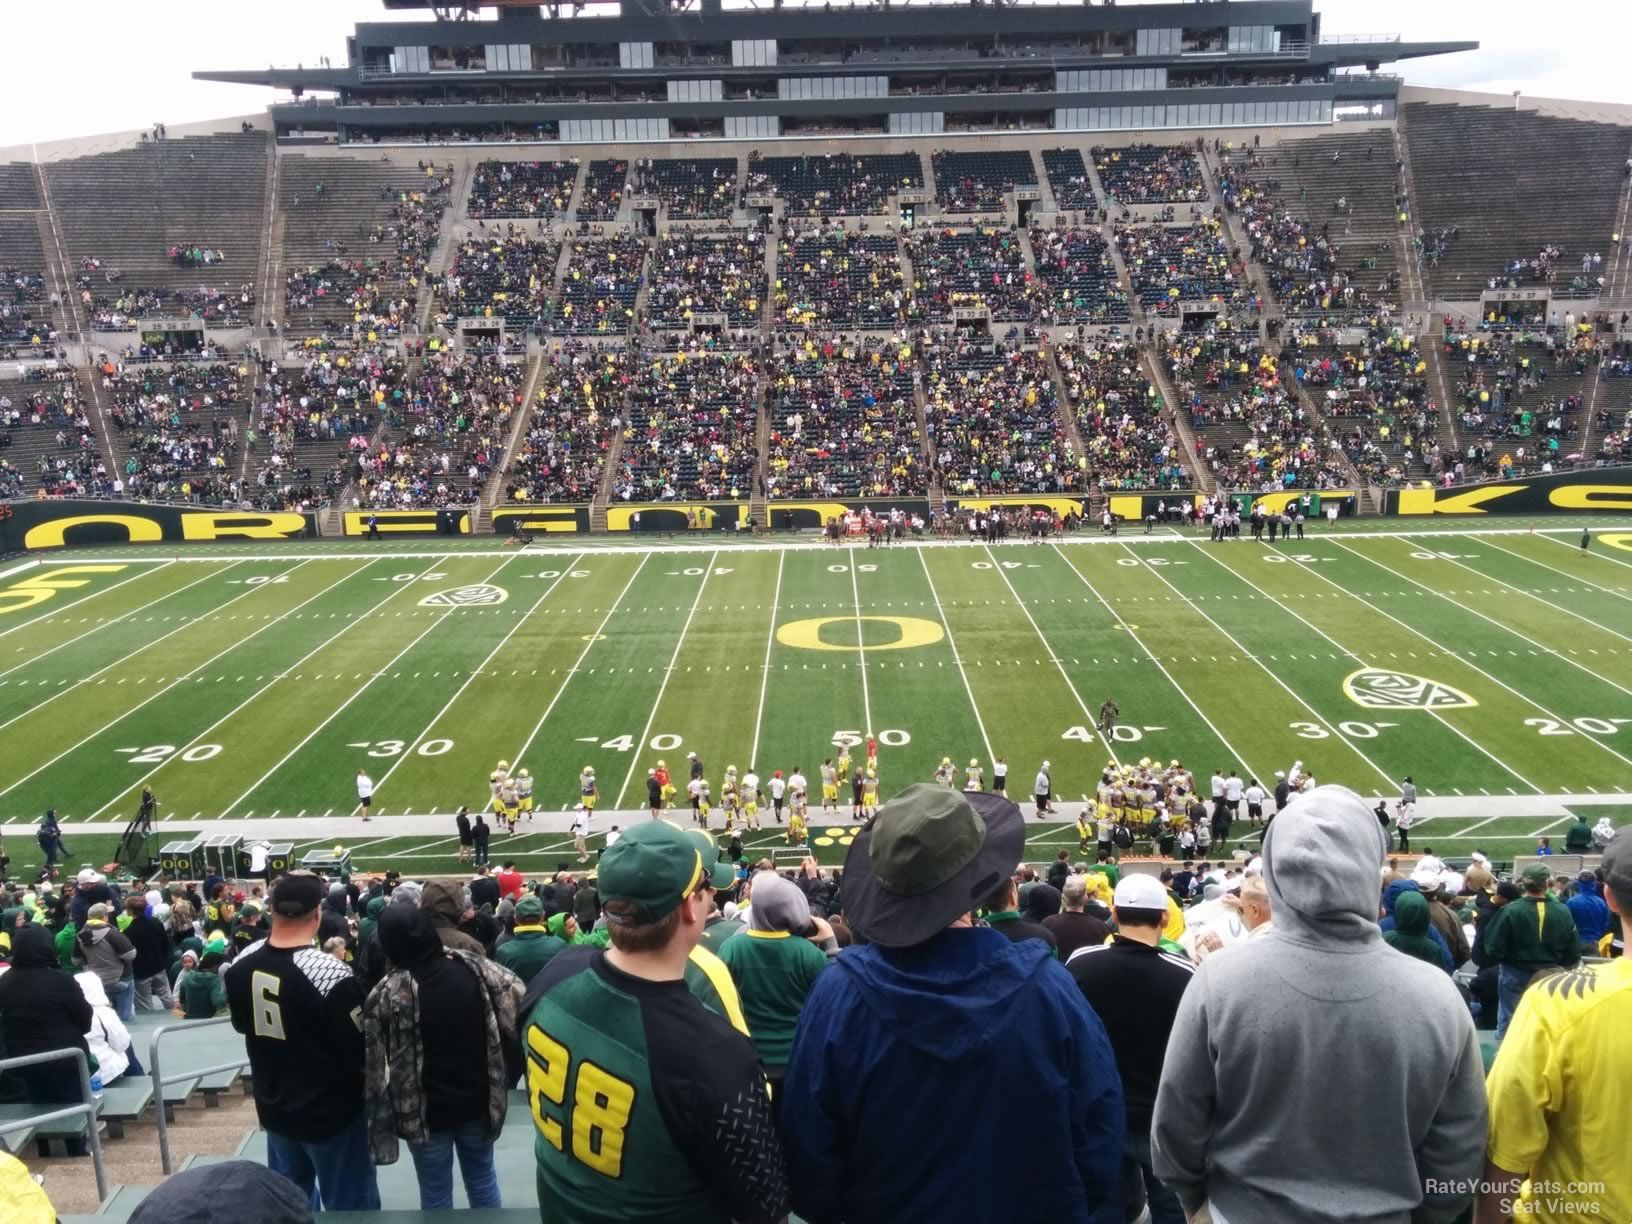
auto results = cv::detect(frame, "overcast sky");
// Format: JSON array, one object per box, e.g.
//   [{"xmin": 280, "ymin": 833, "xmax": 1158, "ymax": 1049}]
[{"xmin": 1, "ymin": 0, "xmax": 1624, "ymax": 149}]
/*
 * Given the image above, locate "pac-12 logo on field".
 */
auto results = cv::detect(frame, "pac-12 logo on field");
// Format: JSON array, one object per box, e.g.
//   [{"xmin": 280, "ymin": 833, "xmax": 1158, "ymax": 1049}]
[
  {"xmin": 1342, "ymin": 669, "xmax": 1476, "ymax": 711},
  {"xmin": 420, "ymin": 584, "xmax": 508, "ymax": 608}
]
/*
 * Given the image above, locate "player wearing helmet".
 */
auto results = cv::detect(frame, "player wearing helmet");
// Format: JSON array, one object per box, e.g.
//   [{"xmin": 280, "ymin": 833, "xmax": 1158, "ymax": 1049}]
[
  {"xmin": 514, "ymin": 767, "xmax": 534, "ymax": 821},
  {"xmin": 964, "ymin": 757, "xmax": 984, "ymax": 792},
  {"xmin": 933, "ymin": 756, "xmax": 955, "ymax": 787},
  {"xmin": 499, "ymin": 773, "xmax": 520, "ymax": 834},
  {"xmin": 861, "ymin": 765, "xmax": 879, "ymax": 819},
  {"xmin": 654, "ymin": 759, "xmax": 674, "ymax": 807},
  {"xmin": 579, "ymin": 765, "xmax": 598, "ymax": 812},
  {"xmin": 721, "ymin": 766, "xmax": 740, "ymax": 833},
  {"xmin": 820, "ymin": 759, "xmax": 839, "ymax": 813},
  {"xmin": 742, "ymin": 768, "xmax": 761, "ymax": 831}
]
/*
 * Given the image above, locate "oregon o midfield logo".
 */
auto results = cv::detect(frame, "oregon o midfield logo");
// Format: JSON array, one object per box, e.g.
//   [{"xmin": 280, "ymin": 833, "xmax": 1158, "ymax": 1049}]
[{"xmin": 776, "ymin": 616, "xmax": 944, "ymax": 652}]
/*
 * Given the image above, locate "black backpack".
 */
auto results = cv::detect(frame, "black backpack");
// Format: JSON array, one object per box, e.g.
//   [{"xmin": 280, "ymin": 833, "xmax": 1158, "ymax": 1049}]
[{"xmin": 1113, "ymin": 824, "xmax": 1134, "ymax": 850}]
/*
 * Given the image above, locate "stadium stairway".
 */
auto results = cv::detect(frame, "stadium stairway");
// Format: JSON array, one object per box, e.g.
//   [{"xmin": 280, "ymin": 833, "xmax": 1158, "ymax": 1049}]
[
  {"xmin": 1388, "ymin": 125, "xmax": 1429, "ymax": 315},
  {"xmin": 480, "ymin": 351, "xmax": 545, "ymax": 517},
  {"xmin": 1420, "ymin": 344, "xmax": 1464, "ymax": 462},
  {"xmin": 414, "ymin": 162, "xmax": 475, "ymax": 337}
]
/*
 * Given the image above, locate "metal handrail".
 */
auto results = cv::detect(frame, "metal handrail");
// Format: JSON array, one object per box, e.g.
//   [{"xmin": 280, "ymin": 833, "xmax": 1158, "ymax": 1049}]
[
  {"xmin": 148, "ymin": 1017, "xmax": 249, "ymax": 1175},
  {"xmin": 0, "ymin": 1047, "xmax": 107, "ymax": 1202}
]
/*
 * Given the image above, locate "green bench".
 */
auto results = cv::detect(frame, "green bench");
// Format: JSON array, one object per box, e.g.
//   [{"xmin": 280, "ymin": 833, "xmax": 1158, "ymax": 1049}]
[
  {"xmin": 0, "ymin": 1099, "xmax": 100, "ymax": 1156},
  {"xmin": 97, "ymin": 1079, "xmax": 154, "ymax": 1139}
]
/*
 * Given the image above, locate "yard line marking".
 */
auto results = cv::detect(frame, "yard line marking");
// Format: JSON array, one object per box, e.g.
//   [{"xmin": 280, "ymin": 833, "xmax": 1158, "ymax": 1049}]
[
  {"xmin": 82, "ymin": 558, "xmax": 428, "ymax": 821},
  {"xmin": 1185, "ymin": 540, "xmax": 1541, "ymax": 794},
  {"xmin": 983, "ymin": 543, "xmax": 1121, "ymax": 772},
  {"xmin": 748, "ymin": 550, "xmax": 785, "ymax": 769},
  {"xmin": 1408, "ymin": 541, "xmax": 1632, "ymax": 646},
  {"xmin": 356, "ymin": 554, "xmax": 588, "ymax": 811},
  {"xmin": 848, "ymin": 547, "xmax": 873, "ymax": 737},
  {"xmin": 1480, "ymin": 535, "xmax": 1632, "ymax": 607},
  {"xmin": 1538, "ymin": 529, "xmax": 1632, "ymax": 572},
  {"xmin": 616, "ymin": 552, "xmax": 718, "ymax": 809},
  {"xmin": 1127, "ymin": 542, "xmax": 1397, "ymax": 790},
  {"xmin": 0, "ymin": 561, "xmax": 240, "ymax": 683},
  {"xmin": 0, "ymin": 559, "xmax": 310, "ymax": 738},
  {"xmin": 0, "ymin": 561, "xmax": 179, "ymax": 642},
  {"xmin": 0, "ymin": 559, "xmax": 344, "ymax": 802},
  {"xmin": 1050, "ymin": 543, "xmax": 1270, "ymax": 783},
  {"xmin": 1333, "ymin": 540, "xmax": 1632, "ymax": 702},
  {"xmin": 916, "ymin": 549, "xmax": 996, "ymax": 765},
  {"xmin": 1302, "ymin": 547, "xmax": 1632, "ymax": 775},
  {"xmin": 232, "ymin": 554, "xmax": 517, "ymax": 817}
]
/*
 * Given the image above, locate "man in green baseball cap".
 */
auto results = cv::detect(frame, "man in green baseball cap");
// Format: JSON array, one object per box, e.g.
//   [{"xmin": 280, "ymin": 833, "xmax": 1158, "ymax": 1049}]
[
  {"xmin": 495, "ymin": 893, "xmax": 567, "ymax": 985},
  {"xmin": 518, "ymin": 820, "xmax": 789, "ymax": 1223},
  {"xmin": 1481, "ymin": 860, "xmax": 1582, "ymax": 1039}
]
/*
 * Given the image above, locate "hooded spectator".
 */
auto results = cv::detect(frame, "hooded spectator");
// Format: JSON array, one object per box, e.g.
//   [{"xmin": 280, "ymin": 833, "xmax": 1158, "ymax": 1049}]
[
  {"xmin": 73, "ymin": 902, "xmax": 136, "ymax": 1020},
  {"xmin": 1565, "ymin": 872, "xmax": 1610, "ymax": 955},
  {"xmin": 125, "ymin": 1160, "xmax": 314, "ymax": 1224},
  {"xmin": 76, "ymin": 972, "xmax": 136, "ymax": 1083},
  {"xmin": 418, "ymin": 880, "xmax": 485, "ymax": 957},
  {"xmin": 1384, "ymin": 890, "xmax": 1451, "ymax": 972},
  {"xmin": 0, "ymin": 926, "xmax": 93, "ymax": 1103},
  {"xmin": 1152, "ymin": 786, "xmax": 1486, "ymax": 1223}
]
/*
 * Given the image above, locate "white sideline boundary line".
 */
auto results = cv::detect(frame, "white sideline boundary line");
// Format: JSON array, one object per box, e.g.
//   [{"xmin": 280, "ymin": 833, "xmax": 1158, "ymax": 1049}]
[
  {"xmin": 1540, "ymin": 530, "xmax": 1632, "ymax": 571},
  {"xmin": 1485, "ymin": 536, "xmax": 1632, "ymax": 604},
  {"xmin": 1425, "ymin": 538, "xmax": 1632, "ymax": 638},
  {"xmin": 915, "ymin": 547, "xmax": 996, "ymax": 765}
]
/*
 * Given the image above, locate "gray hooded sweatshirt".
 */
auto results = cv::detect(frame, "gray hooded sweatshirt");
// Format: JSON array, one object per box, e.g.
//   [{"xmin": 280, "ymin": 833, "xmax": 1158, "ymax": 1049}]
[{"xmin": 1150, "ymin": 785, "xmax": 1486, "ymax": 1224}]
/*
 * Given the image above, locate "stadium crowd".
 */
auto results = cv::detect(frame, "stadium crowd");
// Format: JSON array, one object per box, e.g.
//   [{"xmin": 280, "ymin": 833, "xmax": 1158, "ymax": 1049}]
[
  {"xmin": 923, "ymin": 338, "xmax": 1080, "ymax": 494},
  {"xmin": 467, "ymin": 159, "xmax": 579, "ymax": 220},
  {"xmin": 552, "ymin": 234, "xmax": 646, "ymax": 336},
  {"xmin": 745, "ymin": 152, "xmax": 923, "ymax": 215},
  {"xmin": 435, "ymin": 229, "xmax": 562, "ymax": 330},
  {"xmin": 612, "ymin": 349, "xmax": 759, "ymax": 501},
  {"xmin": 1115, "ymin": 219, "xmax": 1247, "ymax": 317},
  {"xmin": 4, "ymin": 783, "xmax": 1623, "ymax": 1224},
  {"xmin": 503, "ymin": 347, "xmax": 621, "ymax": 503},
  {"xmin": 647, "ymin": 228, "xmax": 767, "ymax": 330},
  {"xmin": 0, "ymin": 364, "xmax": 111, "ymax": 497},
  {"xmin": 103, "ymin": 358, "xmax": 247, "ymax": 503},
  {"xmin": 773, "ymin": 225, "xmax": 906, "ymax": 330},
  {"xmin": 1093, "ymin": 143, "xmax": 1206, "ymax": 205},
  {"xmin": 905, "ymin": 225, "xmax": 1039, "ymax": 322}
]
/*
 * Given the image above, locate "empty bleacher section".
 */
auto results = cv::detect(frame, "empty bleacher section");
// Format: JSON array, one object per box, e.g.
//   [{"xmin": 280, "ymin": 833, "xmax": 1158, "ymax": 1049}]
[
  {"xmin": 0, "ymin": 162, "xmax": 41, "ymax": 209},
  {"xmin": 1028, "ymin": 223, "xmax": 1129, "ymax": 324},
  {"xmin": 575, "ymin": 158, "xmax": 628, "ymax": 221},
  {"xmin": 1057, "ymin": 336, "xmax": 1187, "ymax": 489},
  {"xmin": 773, "ymin": 226, "xmax": 905, "ymax": 329},
  {"xmin": 434, "ymin": 230, "xmax": 562, "ymax": 330},
  {"xmin": 1115, "ymin": 219, "xmax": 1245, "ymax": 317},
  {"xmin": 467, "ymin": 159, "xmax": 580, "ymax": 220},
  {"xmin": 923, "ymin": 340, "xmax": 1078, "ymax": 494},
  {"xmin": 279, "ymin": 156, "xmax": 452, "ymax": 337},
  {"xmin": 1041, "ymin": 148, "xmax": 1098, "ymax": 214},
  {"xmin": 102, "ymin": 358, "xmax": 252, "ymax": 503},
  {"xmin": 905, "ymin": 225, "xmax": 1038, "ymax": 322},
  {"xmin": 1, "ymin": 218, "xmax": 54, "ymax": 347},
  {"xmin": 647, "ymin": 228, "xmax": 766, "ymax": 330},
  {"xmin": 766, "ymin": 337, "xmax": 924, "ymax": 498},
  {"xmin": 630, "ymin": 156, "xmax": 739, "ymax": 220},
  {"xmin": 746, "ymin": 152, "xmax": 924, "ymax": 215},
  {"xmin": 354, "ymin": 351, "xmax": 523, "ymax": 507},
  {"xmin": 250, "ymin": 346, "xmax": 405, "ymax": 511},
  {"xmin": 1093, "ymin": 143, "xmax": 1206, "ymax": 205},
  {"xmin": 1403, "ymin": 103, "xmax": 1627, "ymax": 300},
  {"xmin": 552, "ymin": 235, "xmax": 646, "ymax": 336},
  {"xmin": 0, "ymin": 365, "xmax": 110, "ymax": 496},
  {"xmin": 45, "ymin": 134, "xmax": 267, "ymax": 330},
  {"xmin": 612, "ymin": 351, "xmax": 757, "ymax": 501},
  {"xmin": 1215, "ymin": 133, "xmax": 1401, "ymax": 316},
  {"xmin": 504, "ymin": 349, "xmax": 619, "ymax": 503},
  {"xmin": 932, "ymin": 149, "xmax": 1038, "ymax": 212},
  {"xmin": 1441, "ymin": 324, "xmax": 1597, "ymax": 472},
  {"xmin": 1288, "ymin": 321, "xmax": 1435, "ymax": 486}
]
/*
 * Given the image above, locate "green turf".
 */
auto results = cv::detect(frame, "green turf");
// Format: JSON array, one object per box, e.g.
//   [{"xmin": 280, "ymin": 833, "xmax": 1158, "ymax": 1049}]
[{"xmin": 3, "ymin": 522, "xmax": 1630, "ymax": 879}]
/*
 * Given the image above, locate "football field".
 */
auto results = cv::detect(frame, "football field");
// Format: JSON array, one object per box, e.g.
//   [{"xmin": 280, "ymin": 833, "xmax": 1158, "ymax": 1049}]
[{"xmin": 4, "ymin": 518, "xmax": 1631, "ymax": 878}]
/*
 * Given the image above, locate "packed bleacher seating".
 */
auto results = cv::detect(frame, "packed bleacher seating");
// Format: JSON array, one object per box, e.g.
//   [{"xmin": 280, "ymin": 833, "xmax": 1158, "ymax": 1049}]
[
  {"xmin": 1115, "ymin": 219, "xmax": 1245, "ymax": 316},
  {"xmin": 1028, "ymin": 223, "xmax": 1129, "ymax": 324},
  {"xmin": 354, "ymin": 351, "xmax": 523, "ymax": 507},
  {"xmin": 468, "ymin": 159, "xmax": 580, "ymax": 220},
  {"xmin": 773, "ymin": 225, "xmax": 905, "ymax": 330},
  {"xmin": 280, "ymin": 157, "xmax": 452, "ymax": 336},
  {"xmin": 0, "ymin": 214, "xmax": 56, "ymax": 348},
  {"xmin": 922, "ymin": 338, "xmax": 1079, "ymax": 494},
  {"xmin": 905, "ymin": 225, "xmax": 1038, "ymax": 322},
  {"xmin": 746, "ymin": 152, "xmax": 924, "ymax": 215},
  {"xmin": 1093, "ymin": 143, "xmax": 1206, "ymax": 204},
  {"xmin": 1058, "ymin": 336, "xmax": 1187, "ymax": 489},
  {"xmin": 932, "ymin": 149, "xmax": 1038, "ymax": 212},
  {"xmin": 1041, "ymin": 147, "xmax": 1098, "ymax": 213},
  {"xmin": 552, "ymin": 234, "xmax": 647, "ymax": 336},
  {"xmin": 250, "ymin": 345, "xmax": 405, "ymax": 511},
  {"xmin": 576, "ymin": 158, "xmax": 628, "ymax": 221},
  {"xmin": 505, "ymin": 348, "xmax": 619, "ymax": 503},
  {"xmin": 630, "ymin": 156, "xmax": 739, "ymax": 220},
  {"xmin": 765, "ymin": 335, "xmax": 924, "ymax": 497},
  {"xmin": 1442, "ymin": 323, "xmax": 1596, "ymax": 460},
  {"xmin": 613, "ymin": 350, "xmax": 758, "ymax": 500},
  {"xmin": 101, "ymin": 356, "xmax": 247, "ymax": 503},
  {"xmin": 647, "ymin": 228, "xmax": 767, "ymax": 330},
  {"xmin": 0, "ymin": 365, "xmax": 111, "ymax": 496},
  {"xmin": 435, "ymin": 228, "xmax": 562, "ymax": 330}
]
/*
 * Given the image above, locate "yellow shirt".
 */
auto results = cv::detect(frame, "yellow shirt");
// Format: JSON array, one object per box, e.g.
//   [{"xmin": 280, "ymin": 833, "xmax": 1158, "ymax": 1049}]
[{"xmin": 1485, "ymin": 958, "xmax": 1632, "ymax": 1224}]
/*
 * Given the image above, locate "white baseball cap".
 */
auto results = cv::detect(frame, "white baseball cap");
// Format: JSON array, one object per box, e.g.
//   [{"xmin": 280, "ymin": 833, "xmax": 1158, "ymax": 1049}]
[{"xmin": 1113, "ymin": 874, "xmax": 1169, "ymax": 911}]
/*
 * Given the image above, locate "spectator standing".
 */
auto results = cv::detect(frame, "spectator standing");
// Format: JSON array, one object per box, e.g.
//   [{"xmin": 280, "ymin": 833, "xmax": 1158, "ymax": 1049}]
[
  {"xmin": 364, "ymin": 905, "xmax": 524, "ymax": 1210},
  {"xmin": 225, "ymin": 872, "xmax": 379, "ymax": 1211},
  {"xmin": 1068, "ymin": 874, "xmax": 1197, "ymax": 1224},
  {"xmin": 1564, "ymin": 871, "xmax": 1610, "ymax": 955},
  {"xmin": 493, "ymin": 893, "xmax": 566, "ymax": 984},
  {"xmin": 783, "ymin": 784, "xmax": 1123, "ymax": 1223},
  {"xmin": 124, "ymin": 894, "xmax": 174, "ymax": 1011},
  {"xmin": 1043, "ymin": 875, "xmax": 1111, "ymax": 961},
  {"xmin": 0, "ymin": 927, "xmax": 93, "ymax": 1104},
  {"xmin": 1479, "ymin": 862, "xmax": 1581, "ymax": 1039},
  {"xmin": 36, "ymin": 809, "xmax": 70, "ymax": 871},
  {"xmin": 1384, "ymin": 890, "xmax": 1452, "ymax": 971},
  {"xmin": 1476, "ymin": 836, "xmax": 1632, "ymax": 1224},
  {"xmin": 689, "ymin": 828, "xmax": 745, "ymax": 951},
  {"xmin": 982, "ymin": 872, "xmax": 1059, "ymax": 954},
  {"xmin": 73, "ymin": 902, "xmax": 136, "ymax": 1020},
  {"xmin": 468, "ymin": 866, "xmax": 500, "ymax": 912},
  {"xmin": 519, "ymin": 820, "xmax": 790, "ymax": 1224},
  {"xmin": 495, "ymin": 861, "xmax": 524, "ymax": 902},
  {"xmin": 715, "ymin": 872, "xmax": 831, "ymax": 1104},
  {"xmin": 1151, "ymin": 786, "xmax": 1486, "ymax": 1222}
]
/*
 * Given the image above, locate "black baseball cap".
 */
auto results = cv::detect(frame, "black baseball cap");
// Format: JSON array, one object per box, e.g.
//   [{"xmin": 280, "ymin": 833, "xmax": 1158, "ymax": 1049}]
[{"xmin": 269, "ymin": 871, "xmax": 325, "ymax": 918}]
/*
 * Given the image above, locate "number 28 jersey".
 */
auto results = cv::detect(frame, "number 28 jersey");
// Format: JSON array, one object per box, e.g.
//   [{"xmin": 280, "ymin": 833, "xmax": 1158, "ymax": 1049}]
[
  {"xmin": 520, "ymin": 946, "xmax": 789, "ymax": 1224},
  {"xmin": 224, "ymin": 940, "xmax": 368, "ymax": 1142}
]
